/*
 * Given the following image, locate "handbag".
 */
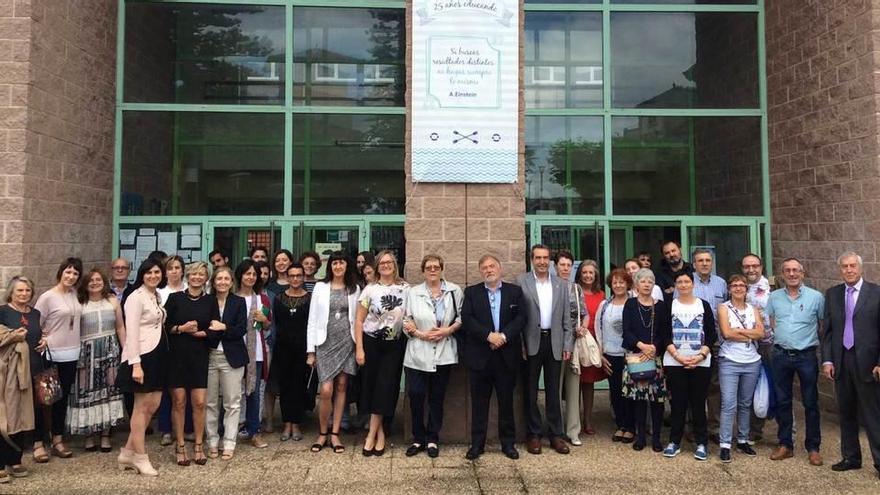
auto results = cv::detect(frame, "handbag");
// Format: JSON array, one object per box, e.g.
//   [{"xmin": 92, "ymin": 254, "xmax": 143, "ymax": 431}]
[
  {"xmin": 582, "ymin": 331, "xmax": 602, "ymax": 367},
  {"xmin": 33, "ymin": 349, "xmax": 64, "ymax": 406},
  {"xmin": 625, "ymin": 302, "xmax": 657, "ymax": 381}
]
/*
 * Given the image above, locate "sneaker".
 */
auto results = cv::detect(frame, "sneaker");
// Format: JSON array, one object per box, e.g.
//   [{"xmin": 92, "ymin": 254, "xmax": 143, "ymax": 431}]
[
  {"xmin": 694, "ymin": 444, "xmax": 708, "ymax": 461},
  {"xmin": 720, "ymin": 448, "xmax": 732, "ymax": 463},
  {"xmin": 736, "ymin": 443, "xmax": 757, "ymax": 457},
  {"xmin": 662, "ymin": 443, "xmax": 681, "ymax": 458}
]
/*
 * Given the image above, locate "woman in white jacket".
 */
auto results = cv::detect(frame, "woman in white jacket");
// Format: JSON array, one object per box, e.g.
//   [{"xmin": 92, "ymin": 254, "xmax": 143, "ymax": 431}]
[
  {"xmin": 401, "ymin": 254, "xmax": 463, "ymax": 458},
  {"xmin": 306, "ymin": 252, "xmax": 361, "ymax": 454}
]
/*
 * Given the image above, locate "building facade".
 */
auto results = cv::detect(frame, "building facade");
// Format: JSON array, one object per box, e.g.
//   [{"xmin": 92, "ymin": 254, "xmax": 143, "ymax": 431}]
[{"xmin": 0, "ymin": 0, "xmax": 876, "ymax": 296}]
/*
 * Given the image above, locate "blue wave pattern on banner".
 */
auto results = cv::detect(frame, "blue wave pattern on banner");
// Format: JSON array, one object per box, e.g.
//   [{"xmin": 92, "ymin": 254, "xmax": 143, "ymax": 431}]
[{"xmin": 412, "ymin": 149, "xmax": 518, "ymax": 183}]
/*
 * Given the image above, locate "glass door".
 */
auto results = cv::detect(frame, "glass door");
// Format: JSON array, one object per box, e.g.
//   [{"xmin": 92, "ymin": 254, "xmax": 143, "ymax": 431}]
[
  {"xmin": 533, "ymin": 220, "xmax": 607, "ymax": 281},
  {"xmin": 609, "ymin": 222, "xmax": 681, "ymax": 271},
  {"xmin": 207, "ymin": 222, "xmax": 282, "ymax": 267},
  {"xmin": 290, "ymin": 220, "xmax": 364, "ymax": 279},
  {"xmin": 683, "ymin": 221, "xmax": 758, "ymax": 280}
]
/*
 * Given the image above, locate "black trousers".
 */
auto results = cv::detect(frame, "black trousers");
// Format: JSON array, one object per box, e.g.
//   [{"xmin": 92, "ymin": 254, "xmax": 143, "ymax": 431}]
[
  {"xmin": 634, "ymin": 400, "xmax": 664, "ymax": 445},
  {"xmin": 275, "ymin": 343, "xmax": 309, "ymax": 424},
  {"xmin": 837, "ymin": 349, "xmax": 880, "ymax": 470},
  {"xmin": 666, "ymin": 366, "xmax": 711, "ymax": 445},
  {"xmin": 469, "ymin": 353, "xmax": 516, "ymax": 450},
  {"xmin": 406, "ymin": 365, "xmax": 452, "ymax": 445},
  {"xmin": 0, "ymin": 432, "xmax": 26, "ymax": 466},
  {"xmin": 606, "ymin": 354, "xmax": 635, "ymax": 432},
  {"xmin": 525, "ymin": 333, "xmax": 563, "ymax": 438}
]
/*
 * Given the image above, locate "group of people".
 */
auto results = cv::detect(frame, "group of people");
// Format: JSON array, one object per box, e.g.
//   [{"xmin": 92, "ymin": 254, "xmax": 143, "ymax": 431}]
[{"xmin": 0, "ymin": 240, "xmax": 879, "ymax": 482}]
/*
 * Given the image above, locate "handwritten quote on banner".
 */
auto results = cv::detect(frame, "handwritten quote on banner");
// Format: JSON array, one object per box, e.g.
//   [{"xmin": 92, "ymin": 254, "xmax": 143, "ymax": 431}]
[{"xmin": 412, "ymin": 0, "xmax": 519, "ymax": 183}]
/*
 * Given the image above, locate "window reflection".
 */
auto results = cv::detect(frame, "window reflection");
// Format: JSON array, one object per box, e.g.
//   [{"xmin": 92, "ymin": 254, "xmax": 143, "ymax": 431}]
[
  {"xmin": 611, "ymin": 12, "xmax": 758, "ymax": 108},
  {"xmin": 293, "ymin": 8, "xmax": 405, "ymax": 106},
  {"xmin": 121, "ymin": 112, "xmax": 284, "ymax": 215},
  {"xmin": 611, "ymin": 116, "xmax": 762, "ymax": 216},
  {"xmin": 525, "ymin": 117, "xmax": 604, "ymax": 214},
  {"xmin": 525, "ymin": 13, "xmax": 603, "ymax": 108},
  {"xmin": 124, "ymin": 3, "xmax": 285, "ymax": 104},
  {"xmin": 292, "ymin": 114, "xmax": 404, "ymax": 214}
]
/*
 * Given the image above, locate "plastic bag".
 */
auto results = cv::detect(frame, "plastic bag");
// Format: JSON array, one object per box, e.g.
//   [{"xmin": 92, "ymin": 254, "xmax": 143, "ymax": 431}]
[{"xmin": 754, "ymin": 363, "xmax": 770, "ymax": 419}]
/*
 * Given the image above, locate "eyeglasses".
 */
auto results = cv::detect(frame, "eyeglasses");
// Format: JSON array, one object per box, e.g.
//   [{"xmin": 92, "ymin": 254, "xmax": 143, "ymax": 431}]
[
  {"xmin": 378, "ymin": 260, "xmax": 394, "ymax": 266},
  {"xmin": 424, "ymin": 265, "xmax": 442, "ymax": 272},
  {"xmin": 729, "ymin": 283, "xmax": 747, "ymax": 289},
  {"xmin": 289, "ymin": 274, "xmax": 304, "ymax": 279}
]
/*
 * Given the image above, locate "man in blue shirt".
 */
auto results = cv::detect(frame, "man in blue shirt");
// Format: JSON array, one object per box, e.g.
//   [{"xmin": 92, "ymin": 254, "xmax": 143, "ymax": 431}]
[
  {"xmin": 692, "ymin": 248, "xmax": 727, "ymax": 442},
  {"xmin": 766, "ymin": 257, "xmax": 824, "ymax": 466}
]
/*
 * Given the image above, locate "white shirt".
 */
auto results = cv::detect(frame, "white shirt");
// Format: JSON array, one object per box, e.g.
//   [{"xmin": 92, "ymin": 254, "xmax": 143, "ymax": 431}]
[
  {"xmin": 244, "ymin": 294, "xmax": 264, "ymax": 362},
  {"xmin": 534, "ymin": 273, "xmax": 553, "ymax": 330}
]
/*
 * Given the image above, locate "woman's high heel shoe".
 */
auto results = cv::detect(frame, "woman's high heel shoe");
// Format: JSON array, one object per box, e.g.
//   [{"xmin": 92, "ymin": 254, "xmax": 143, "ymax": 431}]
[
  {"xmin": 117, "ymin": 447, "xmax": 134, "ymax": 471},
  {"xmin": 130, "ymin": 453, "xmax": 158, "ymax": 476},
  {"xmin": 175, "ymin": 443, "xmax": 191, "ymax": 467},
  {"xmin": 193, "ymin": 443, "xmax": 208, "ymax": 466}
]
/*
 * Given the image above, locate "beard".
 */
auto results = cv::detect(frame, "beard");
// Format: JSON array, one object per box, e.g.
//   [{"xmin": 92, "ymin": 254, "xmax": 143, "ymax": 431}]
[{"xmin": 667, "ymin": 257, "xmax": 682, "ymax": 266}]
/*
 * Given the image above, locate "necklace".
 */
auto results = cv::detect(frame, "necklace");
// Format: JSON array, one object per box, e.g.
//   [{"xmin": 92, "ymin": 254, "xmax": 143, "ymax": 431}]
[
  {"xmin": 637, "ymin": 302, "xmax": 654, "ymax": 329},
  {"xmin": 60, "ymin": 289, "xmax": 79, "ymax": 331},
  {"xmin": 284, "ymin": 292, "xmax": 306, "ymax": 315},
  {"xmin": 9, "ymin": 302, "xmax": 29, "ymax": 314},
  {"xmin": 186, "ymin": 289, "xmax": 203, "ymax": 301}
]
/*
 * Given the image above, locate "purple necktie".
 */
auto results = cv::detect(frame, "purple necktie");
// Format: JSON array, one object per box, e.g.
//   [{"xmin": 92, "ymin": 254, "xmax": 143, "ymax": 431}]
[{"xmin": 843, "ymin": 286, "xmax": 855, "ymax": 350}]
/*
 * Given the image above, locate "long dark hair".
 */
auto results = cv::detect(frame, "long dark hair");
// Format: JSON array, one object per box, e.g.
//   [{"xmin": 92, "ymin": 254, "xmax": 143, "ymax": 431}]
[
  {"xmin": 132, "ymin": 258, "xmax": 166, "ymax": 291},
  {"xmin": 272, "ymin": 249, "xmax": 295, "ymax": 278},
  {"xmin": 321, "ymin": 251, "xmax": 358, "ymax": 294},
  {"xmin": 234, "ymin": 259, "xmax": 264, "ymax": 294}
]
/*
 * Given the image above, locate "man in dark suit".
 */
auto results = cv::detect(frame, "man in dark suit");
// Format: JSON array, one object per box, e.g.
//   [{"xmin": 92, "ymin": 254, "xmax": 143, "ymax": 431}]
[
  {"xmin": 821, "ymin": 251, "xmax": 880, "ymax": 479},
  {"xmin": 461, "ymin": 254, "xmax": 525, "ymax": 460},
  {"xmin": 516, "ymin": 244, "xmax": 573, "ymax": 455}
]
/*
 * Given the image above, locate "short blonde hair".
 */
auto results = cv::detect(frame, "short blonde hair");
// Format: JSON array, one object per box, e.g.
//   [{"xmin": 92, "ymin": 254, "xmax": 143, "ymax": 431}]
[
  {"xmin": 5, "ymin": 276, "xmax": 35, "ymax": 303},
  {"xmin": 186, "ymin": 261, "xmax": 211, "ymax": 294}
]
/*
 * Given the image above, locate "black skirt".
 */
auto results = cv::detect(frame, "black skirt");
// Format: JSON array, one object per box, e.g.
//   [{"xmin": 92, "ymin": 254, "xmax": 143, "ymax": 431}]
[
  {"xmin": 359, "ymin": 336, "xmax": 405, "ymax": 417},
  {"xmin": 166, "ymin": 333, "xmax": 209, "ymax": 389},
  {"xmin": 117, "ymin": 330, "xmax": 168, "ymax": 394}
]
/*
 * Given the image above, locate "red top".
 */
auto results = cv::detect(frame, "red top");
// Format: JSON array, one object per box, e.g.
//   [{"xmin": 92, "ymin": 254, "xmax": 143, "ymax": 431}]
[{"xmin": 583, "ymin": 290, "xmax": 606, "ymax": 331}]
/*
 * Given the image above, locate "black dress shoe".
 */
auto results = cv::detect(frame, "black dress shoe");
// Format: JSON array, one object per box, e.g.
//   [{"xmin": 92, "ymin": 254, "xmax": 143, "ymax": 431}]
[
  {"xmin": 465, "ymin": 448, "xmax": 483, "ymax": 460},
  {"xmin": 362, "ymin": 447, "xmax": 374, "ymax": 457},
  {"xmin": 405, "ymin": 444, "xmax": 424, "ymax": 457},
  {"xmin": 502, "ymin": 446, "xmax": 520, "ymax": 460},
  {"xmin": 427, "ymin": 445, "xmax": 439, "ymax": 458},
  {"xmin": 831, "ymin": 459, "xmax": 862, "ymax": 472},
  {"xmin": 633, "ymin": 439, "xmax": 646, "ymax": 451}
]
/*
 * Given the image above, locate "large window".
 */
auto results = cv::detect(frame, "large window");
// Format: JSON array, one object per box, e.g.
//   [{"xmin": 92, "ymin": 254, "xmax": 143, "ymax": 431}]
[
  {"xmin": 117, "ymin": 1, "xmax": 407, "ymax": 262},
  {"xmin": 124, "ymin": 3, "xmax": 286, "ymax": 105}
]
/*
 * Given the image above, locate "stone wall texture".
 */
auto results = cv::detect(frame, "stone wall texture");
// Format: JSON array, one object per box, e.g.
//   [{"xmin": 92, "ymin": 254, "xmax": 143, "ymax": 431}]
[
  {"xmin": 0, "ymin": 0, "xmax": 116, "ymax": 297},
  {"xmin": 766, "ymin": 0, "xmax": 880, "ymax": 291}
]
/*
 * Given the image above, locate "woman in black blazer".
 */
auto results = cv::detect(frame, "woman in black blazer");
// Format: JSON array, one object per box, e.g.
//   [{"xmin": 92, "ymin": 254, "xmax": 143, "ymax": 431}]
[{"xmin": 204, "ymin": 266, "xmax": 248, "ymax": 461}]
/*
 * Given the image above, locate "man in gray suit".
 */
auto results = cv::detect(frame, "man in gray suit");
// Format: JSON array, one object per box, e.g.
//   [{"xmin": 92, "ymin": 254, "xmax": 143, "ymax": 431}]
[
  {"xmin": 516, "ymin": 244, "xmax": 574, "ymax": 455},
  {"xmin": 821, "ymin": 251, "xmax": 880, "ymax": 479}
]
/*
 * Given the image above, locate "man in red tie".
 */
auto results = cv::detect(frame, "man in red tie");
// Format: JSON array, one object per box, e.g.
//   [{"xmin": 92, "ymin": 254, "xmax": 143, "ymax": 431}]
[{"xmin": 821, "ymin": 251, "xmax": 880, "ymax": 479}]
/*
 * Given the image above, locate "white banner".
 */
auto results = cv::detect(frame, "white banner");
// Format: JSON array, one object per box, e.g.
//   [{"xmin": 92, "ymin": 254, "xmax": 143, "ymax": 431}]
[{"xmin": 412, "ymin": 0, "xmax": 519, "ymax": 183}]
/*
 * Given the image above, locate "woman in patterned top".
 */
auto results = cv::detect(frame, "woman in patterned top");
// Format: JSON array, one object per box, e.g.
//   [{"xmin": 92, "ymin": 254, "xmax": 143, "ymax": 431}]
[
  {"xmin": 68, "ymin": 267, "xmax": 126, "ymax": 452},
  {"xmin": 355, "ymin": 250, "xmax": 409, "ymax": 457}
]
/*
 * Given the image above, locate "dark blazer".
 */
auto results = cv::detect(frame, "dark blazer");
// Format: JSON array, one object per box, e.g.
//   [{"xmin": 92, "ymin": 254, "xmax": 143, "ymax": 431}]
[
  {"xmin": 822, "ymin": 280, "xmax": 880, "ymax": 382},
  {"xmin": 461, "ymin": 281, "xmax": 526, "ymax": 371},
  {"xmin": 207, "ymin": 293, "xmax": 249, "ymax": 369}
]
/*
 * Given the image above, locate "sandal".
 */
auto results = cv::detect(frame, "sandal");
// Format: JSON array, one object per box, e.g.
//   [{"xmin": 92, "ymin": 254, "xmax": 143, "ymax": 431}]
[
  {"xmin": 51, "ymin": 440, "xmax": 73, "ymax": 459},
  {"xmin": 208, "ymin": 447, "xmax": 219, "ymax": 459},
  {"xmin": 221, "ymin": 448, "xmax": 234, "ymax": 461},
  {"xmin": 330, "ymin": 431, "xmax": 345, "ymax": 454},
  {"xmin": 100, "ymin": 434, "xmax": 112, "ymax": 453},
  {"xmin": 84, "ymin": 436, "xmax": 98, "ymax": 452},
  {"xmin": 612, "ymin": 430, "xmax": 625, "ymax": 442},
  {"xmin": 32, "ymin": 445, "xmax": 49, "ymax": 463},
  {"xmin": 311, "ymin": 431, "xmax": 328, "ymax": 453},
  {"xmin": 175, "ymin": 443, "xmax": 191, "ymax": 466},
  {"xmin": 193, "ymin": 443, "xmax": 207, "ymax": 466},
  {"xmin": 280, "ymin": 429, "xmax": 292, "ymax": 442}
]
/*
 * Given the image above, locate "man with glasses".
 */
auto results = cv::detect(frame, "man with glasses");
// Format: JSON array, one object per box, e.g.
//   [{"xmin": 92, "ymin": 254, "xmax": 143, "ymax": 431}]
[
  {"xmin": 742, "ymin": 253, "xmax": 774, "ymax": 443},
  {"xmin": 765, "ymin": 258, "xmax": 824, "ymax": 466},
  {"xmin": 461, "ymin": 254, "xmax": 525, "ymax": 460},
  {"xmin": 110, "ymin": 257, "xmax": 132, "ymax": 302}
]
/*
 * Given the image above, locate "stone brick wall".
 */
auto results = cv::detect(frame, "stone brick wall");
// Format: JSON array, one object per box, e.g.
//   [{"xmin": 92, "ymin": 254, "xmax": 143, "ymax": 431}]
[
  {"xmin": 0, "ymin": 0, "xmax": 116, "ymax": 296},
  {"xmin": 766, "ymin": 0, "xmax": 880, "ymax": 410},
  {"xmin": 766, "ymin": 0, "xmax": 879, "ymax": 292}
]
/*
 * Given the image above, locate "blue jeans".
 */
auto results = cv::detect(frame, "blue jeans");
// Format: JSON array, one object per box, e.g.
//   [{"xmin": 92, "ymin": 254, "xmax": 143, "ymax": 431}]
[
  {"xmin": 718, "ymin": 357, "xmax": 761, "ymax": 449},
  {"xmin": 245, "ymin": 362, "xmax": 263, "ymax": 436},
  {"xmin": 771, "ymin": 346, "xmax": 821, "ymax": 452}
]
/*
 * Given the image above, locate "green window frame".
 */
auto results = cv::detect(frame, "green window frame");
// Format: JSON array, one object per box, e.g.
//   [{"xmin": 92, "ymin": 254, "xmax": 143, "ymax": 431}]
[{"xmin": 524, "ymin": 0, "xmax": 771, "ymax": 274}]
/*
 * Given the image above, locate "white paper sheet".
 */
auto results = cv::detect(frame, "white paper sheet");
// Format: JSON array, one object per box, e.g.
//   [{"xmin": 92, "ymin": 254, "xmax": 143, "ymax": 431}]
[
  {"xmin": 180, "ymin": 235, "xmax": 201, "ymax": 249},
  {"xmin": 157, "ymin": 232, "xmax": 178, "ymax": 254},
  {"xmin": 119, "ymin": 229, "xmax": 136, "ymax": 245},
  {"xmin": 181, "ymin": 225, "xmax": 201, "ymax": 236},
  {"xmin": 136, "ymin": 236, "xmax": 157, "ymax": 252}
]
